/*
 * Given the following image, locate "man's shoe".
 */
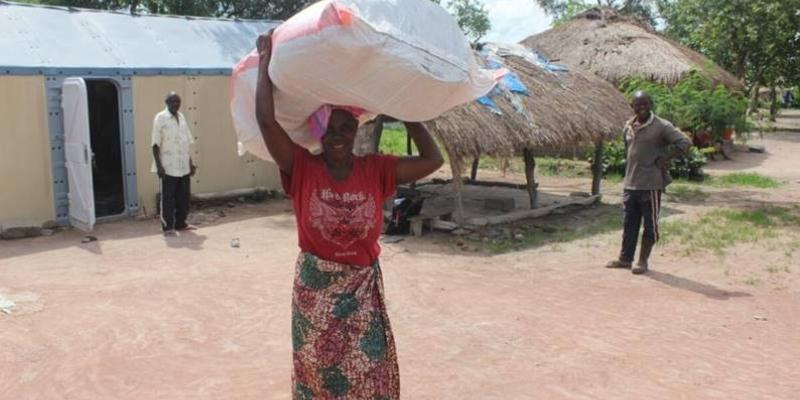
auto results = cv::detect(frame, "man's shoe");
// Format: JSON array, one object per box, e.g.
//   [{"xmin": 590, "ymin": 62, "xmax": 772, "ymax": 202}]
[
  {"xmin": 606, "ymin": 259, "xmax": 632, "ymax": 269},
  {"xmin": 633, "ymin": 239, "xmax": 655, "ymax": 275},
  {"xmin": 632, "ymin": 261, "xmax": 648, "ymax": 275}
]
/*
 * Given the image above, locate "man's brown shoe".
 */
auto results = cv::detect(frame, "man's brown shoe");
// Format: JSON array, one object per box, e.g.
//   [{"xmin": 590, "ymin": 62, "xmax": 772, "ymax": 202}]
[
  {"xmin": 606, "ymin": 259, "xmax": 632, "ymax": 269},
  {"xmin": 632, "ymin": 262, "xmax": 648, "ymax": 274},
  {"xmin": 633, "ymin": 239, "xmax": 654, "ymax": 275}
]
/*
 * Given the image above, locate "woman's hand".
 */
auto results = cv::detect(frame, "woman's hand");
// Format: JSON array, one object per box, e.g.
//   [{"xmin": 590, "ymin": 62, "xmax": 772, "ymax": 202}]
[{"xmin": 256, "ymin": 30, "xmax": 274, "ymax": 65}]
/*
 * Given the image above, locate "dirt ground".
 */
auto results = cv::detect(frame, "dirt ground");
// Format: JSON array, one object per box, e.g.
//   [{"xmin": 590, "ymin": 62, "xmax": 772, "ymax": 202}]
[{"xmin": 2, "ymin": 111, "xmax": 800, "ymax": 399}]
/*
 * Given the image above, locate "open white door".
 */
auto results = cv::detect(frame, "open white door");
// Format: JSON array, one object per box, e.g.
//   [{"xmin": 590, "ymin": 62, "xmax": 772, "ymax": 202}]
[{"xmin": 62, "ymin": 77, "xmax": 95, "ymax": 232}]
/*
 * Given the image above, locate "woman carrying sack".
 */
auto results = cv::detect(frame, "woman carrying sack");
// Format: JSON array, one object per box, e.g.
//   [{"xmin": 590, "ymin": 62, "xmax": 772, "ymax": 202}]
[{"xmin": 255, "ymin": 30, "xmax": 444, "ymax": 399}]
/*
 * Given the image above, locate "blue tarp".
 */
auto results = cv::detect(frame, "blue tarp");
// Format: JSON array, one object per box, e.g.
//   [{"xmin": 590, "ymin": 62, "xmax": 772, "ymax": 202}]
[
  {"xmin": 477, "ymin": 49, "xmax": 532, "ymax": 115},
  {"xmin": 481, "ymin": 53, "xmax": 529, "ymax": 96},
  {"xmin": 477, "ymin": 88, "xmax": 503, "ymax": 115},
  {"xmin": 531, "ymin": 51, "xmax": 569, "ymax": 73},
  {"xmin": 474, "ymin": 44, "xmax": 571, "ymax": 115}
]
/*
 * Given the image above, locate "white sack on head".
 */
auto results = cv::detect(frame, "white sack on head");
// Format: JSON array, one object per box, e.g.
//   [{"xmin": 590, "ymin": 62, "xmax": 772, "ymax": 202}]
[{"xmin": 230, "ymin": 0, "xmax": 498, "ymax": 160}]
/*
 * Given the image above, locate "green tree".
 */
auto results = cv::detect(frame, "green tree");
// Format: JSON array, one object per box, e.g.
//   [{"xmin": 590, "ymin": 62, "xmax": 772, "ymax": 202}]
[
  {"xmin": 212, "ymin": 0, "xmax": 312, "ymax": 20},
  {"xmin": 658, "ymin": 0, "xmax": 800, "ymax": 116},
  {"xmin": 431, "ymin": 0, "xmax": 492, "ymax": 43},
  {"xmin": 534, "ymin": 0, "xmax": 657, "ymax": 25}
]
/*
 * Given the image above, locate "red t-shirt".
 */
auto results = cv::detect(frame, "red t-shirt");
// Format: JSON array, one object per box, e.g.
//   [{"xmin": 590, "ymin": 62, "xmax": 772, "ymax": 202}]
[{"xmin": 281, "ymin": 146, "xmax": 398, "ymax": 266}]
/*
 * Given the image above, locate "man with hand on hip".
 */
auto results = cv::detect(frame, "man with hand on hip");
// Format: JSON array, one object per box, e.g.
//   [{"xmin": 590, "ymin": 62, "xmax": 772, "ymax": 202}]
[{"xmin": 606, "ymin": 91, "xmax": 691, "ymax": 274}]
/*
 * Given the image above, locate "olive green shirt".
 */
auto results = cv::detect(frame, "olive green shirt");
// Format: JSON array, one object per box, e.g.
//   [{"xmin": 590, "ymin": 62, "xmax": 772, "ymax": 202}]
[{"xmin": 623, "ymin": 114, "xmax": 691, "ymax": 190}]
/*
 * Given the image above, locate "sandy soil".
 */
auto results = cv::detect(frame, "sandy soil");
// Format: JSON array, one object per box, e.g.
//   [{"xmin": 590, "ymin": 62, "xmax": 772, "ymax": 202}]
[{"xmin": 2, "ymin": 111, "xmax": 799, "ymax": 400}]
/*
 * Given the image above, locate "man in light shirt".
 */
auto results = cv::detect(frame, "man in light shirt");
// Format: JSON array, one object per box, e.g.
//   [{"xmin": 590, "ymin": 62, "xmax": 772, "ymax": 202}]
[{"xmin": 152, "ymin": 92, "xmax": 197, "ymax": 236}]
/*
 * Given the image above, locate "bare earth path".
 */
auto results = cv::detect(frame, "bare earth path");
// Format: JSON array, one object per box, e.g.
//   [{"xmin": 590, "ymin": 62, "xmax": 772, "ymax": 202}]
[{"xmin": 2, "ymin": 111, "xmax": 799, "ymax": 399}]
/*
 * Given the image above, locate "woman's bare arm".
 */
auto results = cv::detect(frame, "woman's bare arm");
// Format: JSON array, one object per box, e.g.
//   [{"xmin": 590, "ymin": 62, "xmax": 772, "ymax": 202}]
[{"xmin": 255, "ymin": 31, "xmax": 295, "ymax": 174}]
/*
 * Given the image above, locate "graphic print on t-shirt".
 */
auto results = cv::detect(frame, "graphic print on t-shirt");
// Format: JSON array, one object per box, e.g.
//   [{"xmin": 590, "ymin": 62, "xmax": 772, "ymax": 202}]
[{"xmin": 308, "ymin": 188, "xmax": 377, "ymax": 249}]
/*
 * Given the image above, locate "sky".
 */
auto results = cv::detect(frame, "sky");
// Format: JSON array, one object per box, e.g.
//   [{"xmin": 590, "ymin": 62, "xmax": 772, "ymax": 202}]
[{"xmin": 481, "ymin": 0, "xmax": 553, "ymax": 44}]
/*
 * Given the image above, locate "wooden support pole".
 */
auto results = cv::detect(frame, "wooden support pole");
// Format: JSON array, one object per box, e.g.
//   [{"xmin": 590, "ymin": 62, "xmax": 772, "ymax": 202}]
[
  {"xmin": 523, "ymin": 148, "xmax": 538, "ymax": 209},
  {"xmin": 470, "ymin": 157, "xmax": 480, "ymax": 181},
  {"xmin": 449, "ymin": 156, "xmax": 465, "ymax": 224},
  {"xmin": 591, "ymin": 139, "xmax": 604, "ymax": 196},
  {"xmin": 369, "ymin": 115, "xmax": 385, "ymax": 154},
  {"xmin": 405, "ymin": 122, "xmax": 417, "ymax": 189}
]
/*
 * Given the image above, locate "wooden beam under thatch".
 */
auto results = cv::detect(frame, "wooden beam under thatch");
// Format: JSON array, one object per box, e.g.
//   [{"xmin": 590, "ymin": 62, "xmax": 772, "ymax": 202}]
[{"xmin": 522, "ymin": 8, "xmax": 744, "ymax": 92}]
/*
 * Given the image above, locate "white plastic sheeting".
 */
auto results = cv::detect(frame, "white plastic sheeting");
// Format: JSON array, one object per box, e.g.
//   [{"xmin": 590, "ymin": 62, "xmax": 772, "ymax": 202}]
[
  {"xmin": 231, "ymin": 0, "xmax": 498, "ymax": 160},
  {"xmin": 0, "ymin": 294, "xmax": 14, "ymax": 315}
]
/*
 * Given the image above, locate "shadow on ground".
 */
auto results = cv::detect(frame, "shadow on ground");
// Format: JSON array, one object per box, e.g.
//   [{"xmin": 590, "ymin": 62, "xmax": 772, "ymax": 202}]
[{"xmin": 645, "ymin": 270, "xmax": 751, "ymax": 300}]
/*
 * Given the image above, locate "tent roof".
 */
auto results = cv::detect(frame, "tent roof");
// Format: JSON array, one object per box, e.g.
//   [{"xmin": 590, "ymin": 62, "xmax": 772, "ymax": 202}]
[{"xmin": 0, "ymin": 1, "xmax": 278, "ymax": 72}]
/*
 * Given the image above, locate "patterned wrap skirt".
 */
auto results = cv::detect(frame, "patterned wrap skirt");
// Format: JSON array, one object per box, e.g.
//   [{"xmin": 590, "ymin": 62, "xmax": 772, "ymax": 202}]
[{"xmin": 292, "ymin": 252, "xmax": 400, "ymax": 399}]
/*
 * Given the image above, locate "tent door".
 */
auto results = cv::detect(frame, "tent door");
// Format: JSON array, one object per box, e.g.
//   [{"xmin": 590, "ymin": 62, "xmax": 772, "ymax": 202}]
[{"xmin": 61, "ymin": 77, "xmax": 96, "ymax": 232}]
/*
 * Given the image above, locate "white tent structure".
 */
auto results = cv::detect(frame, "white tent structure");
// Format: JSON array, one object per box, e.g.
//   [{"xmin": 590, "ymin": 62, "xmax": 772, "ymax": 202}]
[{"xmin": 0, "ymin": 1, "xmax": 279, "ymax": 230}]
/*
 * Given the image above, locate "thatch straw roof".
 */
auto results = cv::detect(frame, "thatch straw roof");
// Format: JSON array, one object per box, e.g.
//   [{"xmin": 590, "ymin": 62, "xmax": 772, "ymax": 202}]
[
  {"xmin": 422, "ymin": 47, "xmax": 630, "ymax": 165},
  {"xmin": 522, "ymin": 8, "xmax": 744, "ymax": 91}
]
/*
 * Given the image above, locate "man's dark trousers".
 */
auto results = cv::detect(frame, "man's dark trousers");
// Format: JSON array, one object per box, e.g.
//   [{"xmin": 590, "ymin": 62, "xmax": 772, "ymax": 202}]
[
  {"xmin": 620, "ymin": 189, "xmax": 661, "ymax": 262},
  {"xmin": 160, "ymin": 174, "xmax": 190, "ymax": 231}
]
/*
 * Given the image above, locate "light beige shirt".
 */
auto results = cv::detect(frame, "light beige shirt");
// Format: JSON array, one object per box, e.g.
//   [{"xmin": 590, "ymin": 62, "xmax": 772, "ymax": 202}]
[{"xmin": 151, "ymin": 108, "xmax": 194, "ymax": 177}]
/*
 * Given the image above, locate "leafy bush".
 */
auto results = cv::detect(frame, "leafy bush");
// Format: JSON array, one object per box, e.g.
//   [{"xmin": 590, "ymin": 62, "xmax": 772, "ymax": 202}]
[
  {"xmin": 619, "ymin": 73, "xmax": 749, "ymax": 141},
  {"xmin": 598, "ymin": 139, "xmax": 627, "ymax": 176},
  {"xmin": 589, "ymin": 138, "xmax": 707, "ymax": 181},
  {"xmin": 669, "ymin": 146, "xmax": 708, "ymax": 181}
]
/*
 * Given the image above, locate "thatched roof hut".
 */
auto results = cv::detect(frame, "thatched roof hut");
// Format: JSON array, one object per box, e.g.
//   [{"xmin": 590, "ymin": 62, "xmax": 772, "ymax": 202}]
[
  {"xmin": 425, "ymin": 49, "xmax": 629, "ymax": 165},
  {"xmin": 358, "ymin": 43, "xmax": 630, "ymax": 220},
  {"xmin": 522, "ymin": 8, "xmax": 744, "ymax": 91}
]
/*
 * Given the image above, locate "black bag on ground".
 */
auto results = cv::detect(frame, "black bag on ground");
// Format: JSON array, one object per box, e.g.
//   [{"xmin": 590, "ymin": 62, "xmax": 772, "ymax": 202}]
[{"xmin": 385, "ymin": 196, "xmax": 424, "ymax": 235}]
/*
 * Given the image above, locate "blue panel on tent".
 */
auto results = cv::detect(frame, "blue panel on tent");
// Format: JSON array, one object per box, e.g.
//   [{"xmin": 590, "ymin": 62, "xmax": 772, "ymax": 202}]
[{"xmin": 0, "ymin": 1, "xmax": 278, "ymax": 73}]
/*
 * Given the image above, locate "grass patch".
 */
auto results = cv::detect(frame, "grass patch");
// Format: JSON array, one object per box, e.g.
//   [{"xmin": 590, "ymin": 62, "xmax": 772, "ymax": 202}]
[
  {"xmin": 766, "ymin": 265, "xmax": 782, "ymax": 274},
  {"xmin": 667, "ymin": 172, "xmax": 782, "ymax": 191},
  {"xmin": 467, "ymin": 203, "xmax": 621, "ymax": 254},
  {"xmin": 664, "ymin": 184, "xmax": 708, "ymax": 202},
  {"xmin": 379, "ymin": 127, "xmax": 417, "ymax": 156},
  {"xmin": 661, "ymin": 206, "xmax": 800, "ymax": 255},
  {"xmin": 477, "ymin": 156, "xmax": 591, "ymax": 178},
  {"xmin": 604, "ymin": 174, "xmax": 624, "ymax": 184},
  {"xmin": 743, "ymin": 276, "xmax": 761, "ymax": 286},
  {"xmin": 710, "ymin": 172, "xmax": 782, "ymax": 189},
  {"xmin": 539, "ymin": 158, "xmax": 592, "ymax": 178}
]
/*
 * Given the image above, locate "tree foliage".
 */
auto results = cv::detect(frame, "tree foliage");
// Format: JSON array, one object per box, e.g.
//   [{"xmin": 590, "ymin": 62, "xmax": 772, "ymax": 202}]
[
  {"xmin": 534, "ymin": 0, "xmax": 657, "ymax": 25},
  {"xmin": 658, "ymin": 0, "xmax": 800, "ymax": 93},
  {"xmin": 430, "ymin": 0, "xmax": 491, "ymax": 43},
  {"xmin": 619, "ymin": 73, "xmax": 749, "ymax": 139}
]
